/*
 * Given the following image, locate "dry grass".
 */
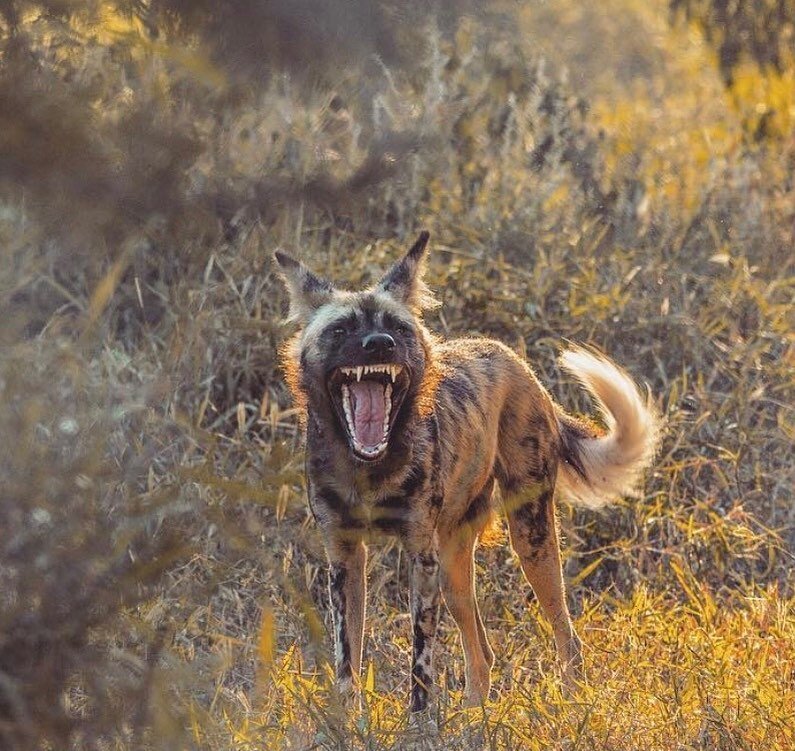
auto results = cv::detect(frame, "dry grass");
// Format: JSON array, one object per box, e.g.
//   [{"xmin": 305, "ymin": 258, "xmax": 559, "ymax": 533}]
[
  {"xmin": 208, "ymin": 585, "xmax": 794, "ymax": 750},
  {"xmin": 1, "ymin": 1, "xmax": 793, "ymax": 749}
]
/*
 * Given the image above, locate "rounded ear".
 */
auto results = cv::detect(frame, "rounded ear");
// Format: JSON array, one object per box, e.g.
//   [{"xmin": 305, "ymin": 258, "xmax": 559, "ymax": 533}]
[
  {"xmin": 273, "ymin": 250, "xmax": 336, "ymax": 323},
  {"xmin": 375, "ymin": 231, "xmax": 438, "ymax": 311}
]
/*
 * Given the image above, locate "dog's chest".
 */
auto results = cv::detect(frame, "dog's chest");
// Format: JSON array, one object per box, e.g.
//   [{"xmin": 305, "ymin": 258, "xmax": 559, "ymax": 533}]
[
  {"xmin": 358, "ymin": 467, "xmax": 427, "ymax": 535},
  {"xmin": 307, "ymin": 453, "xmax": 439, "ymax": 540}
]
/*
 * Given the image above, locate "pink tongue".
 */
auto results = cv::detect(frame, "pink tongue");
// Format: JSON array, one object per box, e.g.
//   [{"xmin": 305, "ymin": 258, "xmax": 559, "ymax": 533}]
[{"xmin": 349, "ymin": 380, "xmax": 387, "ymax": 447}]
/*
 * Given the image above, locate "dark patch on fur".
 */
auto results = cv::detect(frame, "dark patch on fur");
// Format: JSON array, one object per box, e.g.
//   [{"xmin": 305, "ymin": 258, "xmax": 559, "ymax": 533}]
[
  {"xmin": 329, "ymin": 564, "xmax": 351, "ymax": 679},
  {"xmin": 401, "ymin": 464, "xmax": 427, "ymax": 498},
  {"xmin": 356, "ymin": 297, "xmax": 379, "ymax": 328},
  {"xmin": 382, "ymin": 264, "xmax": 410, "ymax": 293},
  {"xmin": 382, "ymin": 311, "xmax": 414, "ymax": 336},
  {"xmin": 500, "ymin": 403, "xmax": 516, "ymax": 427},
  {"xmin": 511, "ymin": 487, "xmax": 553, "ymax": 549},
  {"xmin": 315, "ymin": 486, "xmax": 365, "ymax": 529},
  {"xmin": 318, "ymin": 311, "xmax": 357, "ymax": 341},
  {"xmin": 558, "ymin": 413, "xmax": 595, "ymax": 480},
  {"xmin": 315, "ymin": 486, "xmax": 347, "ymax": 513},
  {"xmin": 460, "ymin": 483, "xmax": 493, "ymax": 526},
  {"xmin": 408, "ymin": 231, "xmax": 431, "ymax": 259},
  {"xmin": 376, "ymin": 494, "xmax": 407, "ymax": 510},
  {"xmin": 372, "ymin": 517, "xmax": 408, "ymax": 537},
  {"xmin": 410, "ymin": 607, "xmax": 436, "ymax": 712},
  {"xmin": 372, "ymin": 494, "xmax": 409, "ymax": 536},
  {"xmin": 410, "ymin": 670, "xmax": 430, "ymax": 711},
  {"xmin": 274, "ymin": 250, "xmax": 299, "ymax": 269},
  {"xmin": 308, "ymin": 453, "xmax": 331, "ymax": 476},
  {"xmin": 303, "ymin": 271, "xmax": 334, "ymax": 294},
  {"xmin": 412, "ymin": 620, "xmax": 427, "ymax": 661},
  {"xmin": 494, "ymin": 463, "xmax": 521, "ymax": 494},
  {"xmin": 442, "ymin": 369, "xmax": 478, "ymax": 406}
]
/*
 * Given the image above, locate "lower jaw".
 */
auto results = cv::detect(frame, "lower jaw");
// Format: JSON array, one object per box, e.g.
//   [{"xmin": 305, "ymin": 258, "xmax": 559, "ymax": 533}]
[
  {"xmin": 353, "ymin": 451, "xmax": 386, "ymax": 462},
  {"xmin": 350, "ymin": 437, "xmax": 389, "ymax": 462}
]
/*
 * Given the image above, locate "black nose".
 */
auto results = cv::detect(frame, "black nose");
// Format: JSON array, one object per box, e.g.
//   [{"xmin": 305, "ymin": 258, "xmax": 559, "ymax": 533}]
[{"xmin": 362, "ymin": 332, "xmax": 396, "ymax": 355}]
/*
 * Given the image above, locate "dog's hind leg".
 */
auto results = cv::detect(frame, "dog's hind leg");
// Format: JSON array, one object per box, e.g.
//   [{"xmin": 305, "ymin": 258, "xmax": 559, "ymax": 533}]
[
  {"xmin": 328, "ymin": 539, "xmax": 367, "ymax": 696},
  {"xmin": 502, "ymin": 480, "xmax": 583, "ymax": 690},
  {"xmin": 440, "ymin": 524, "xmax": 494, "ymax": 706}
]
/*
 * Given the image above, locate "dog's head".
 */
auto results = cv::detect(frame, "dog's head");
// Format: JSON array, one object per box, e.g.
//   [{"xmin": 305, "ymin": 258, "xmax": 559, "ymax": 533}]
[{"xmin": 275, "ymin": 232, "xmax": 437, "ymax": 462}]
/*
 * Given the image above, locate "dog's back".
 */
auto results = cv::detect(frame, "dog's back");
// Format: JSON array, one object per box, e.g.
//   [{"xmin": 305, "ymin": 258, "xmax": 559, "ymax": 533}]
[{"xmin": 429, "ymin": 338, "xmax": 559, "ymax": 530}]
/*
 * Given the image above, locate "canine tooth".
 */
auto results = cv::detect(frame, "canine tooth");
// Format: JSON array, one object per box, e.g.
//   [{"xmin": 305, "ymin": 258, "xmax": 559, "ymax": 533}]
[{"xmin": 356, "ymin": 366, "xmax": 363, "ymax": 381}]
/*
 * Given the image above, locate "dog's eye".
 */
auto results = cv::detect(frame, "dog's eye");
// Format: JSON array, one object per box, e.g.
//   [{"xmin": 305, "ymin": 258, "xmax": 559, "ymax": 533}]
[
  {"xmin": 332, "ymin": 327, "xmax": 346, "ymax": 338},
  {"xmin": 396, "ymin": 324, "xmax": 412, "ymax": 337}
]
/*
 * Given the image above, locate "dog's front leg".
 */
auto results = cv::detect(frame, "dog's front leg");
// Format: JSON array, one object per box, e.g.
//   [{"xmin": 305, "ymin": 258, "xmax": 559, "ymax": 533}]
[
  {"xmin": 408, "ymin": 546, "xmax": 441, "ymax": 712},
  {"xmin": 328, "ymin": 540, "xmax": 367, "ymax": 697}
]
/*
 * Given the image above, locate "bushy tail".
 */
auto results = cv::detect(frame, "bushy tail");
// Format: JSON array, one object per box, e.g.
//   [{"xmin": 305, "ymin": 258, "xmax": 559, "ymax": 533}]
[{"xmin": 556, "ymin": 346, "xmax": 662, "ymax": 509}]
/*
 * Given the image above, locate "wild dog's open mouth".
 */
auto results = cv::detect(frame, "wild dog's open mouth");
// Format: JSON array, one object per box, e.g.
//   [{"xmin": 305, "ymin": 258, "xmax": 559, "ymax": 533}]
[{"xmin": 327, "ymin": 364, "xmax": 411, "ymax": 460}]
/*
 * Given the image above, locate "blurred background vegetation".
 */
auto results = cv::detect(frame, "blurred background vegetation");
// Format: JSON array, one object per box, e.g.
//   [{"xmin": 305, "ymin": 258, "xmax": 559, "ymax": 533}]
[{"xmin": 0, "ymin": 1, "xmax": 793, "ymax": 749}]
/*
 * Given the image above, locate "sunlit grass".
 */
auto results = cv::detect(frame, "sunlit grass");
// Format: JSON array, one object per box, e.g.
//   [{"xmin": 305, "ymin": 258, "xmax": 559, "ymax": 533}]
[{"xmin": 193, "ymin": 585, "xmax": 794, "ymax": 749}]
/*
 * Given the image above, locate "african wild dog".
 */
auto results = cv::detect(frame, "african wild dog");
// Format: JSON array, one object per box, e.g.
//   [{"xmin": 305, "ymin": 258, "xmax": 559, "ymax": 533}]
[{"xmin": 274, "ymin": 232, "xmax": 660, "ymax": 712}]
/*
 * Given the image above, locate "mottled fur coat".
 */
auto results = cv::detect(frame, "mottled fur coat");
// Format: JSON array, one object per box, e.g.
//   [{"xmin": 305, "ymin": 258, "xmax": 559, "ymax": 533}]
[{"xmin": 275, "ymin": 232, "xmax": 660, "ymax": 712}]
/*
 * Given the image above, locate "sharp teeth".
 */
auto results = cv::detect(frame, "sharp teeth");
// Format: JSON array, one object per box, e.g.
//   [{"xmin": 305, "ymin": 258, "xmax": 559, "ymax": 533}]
[
  {"xmin": 383, "ymin": 383, "xmax": 392, "ymax": 432},
  {"xmin": 340, "ymin": 363, "xmax": 403, "ymax": 382},
  {"xmin": 341, "ymin": 384, "xmax": 354, "ymax": 433}
]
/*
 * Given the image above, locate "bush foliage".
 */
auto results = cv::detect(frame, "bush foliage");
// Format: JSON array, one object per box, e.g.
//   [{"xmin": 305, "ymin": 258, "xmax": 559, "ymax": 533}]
[{"xmin": 1, "ymin": 1, "xmax": 793, "ymax": 749}]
